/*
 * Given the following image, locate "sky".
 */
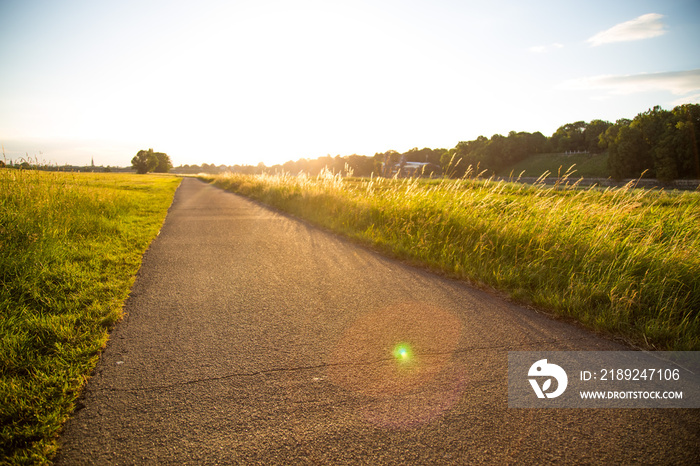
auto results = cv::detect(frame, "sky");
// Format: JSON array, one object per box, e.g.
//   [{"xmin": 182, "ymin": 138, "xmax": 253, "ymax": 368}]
[{"xmin": 1, "ymin": 0, "xmax": 699, "ymax": 168}]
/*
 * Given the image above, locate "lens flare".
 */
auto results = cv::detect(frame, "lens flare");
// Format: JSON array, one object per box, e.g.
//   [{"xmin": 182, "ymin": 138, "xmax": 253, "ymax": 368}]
[
  {"xmin": 393, "ymin": 343, "xmax": 412, "ymax": 362},
  {"xmin": 327, "ymin": 302, "xmax": 466, "ymax": 429}
]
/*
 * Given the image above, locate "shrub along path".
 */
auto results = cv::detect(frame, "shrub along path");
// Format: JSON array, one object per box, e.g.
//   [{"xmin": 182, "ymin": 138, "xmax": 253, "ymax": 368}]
[{"xmin": 58, "ymin": 178, "xmax": 698, "ymax": 464}]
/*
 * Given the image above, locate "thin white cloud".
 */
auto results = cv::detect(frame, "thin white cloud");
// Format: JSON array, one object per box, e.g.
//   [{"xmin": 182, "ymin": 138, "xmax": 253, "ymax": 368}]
[
  {"xmin": 559, "ymin": 69, "xmax": 700, "ymax": 96},
  {"xmin": 529, "ymin": 43, "xmax": 564, "ymax": 54},
  {"xmin": 672, "ymin": 93, "xmax": 700, "ymax": 106},
  {"xmin": 587, "ymin": 13, "xmax": 667, "ymax": 46}
]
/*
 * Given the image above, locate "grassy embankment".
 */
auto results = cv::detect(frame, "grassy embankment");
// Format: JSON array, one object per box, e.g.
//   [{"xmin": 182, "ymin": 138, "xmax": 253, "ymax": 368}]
[
  {"xmin": 202, "ymin": 170, "xmax": 699, "ymax": 351},
  {"xmin": 499, "ymin": 152, "xmax": 610, "ymax": 178},
  {"xmin": 1, "ymin": 169, "xmax": 180, "ymax": 464}
]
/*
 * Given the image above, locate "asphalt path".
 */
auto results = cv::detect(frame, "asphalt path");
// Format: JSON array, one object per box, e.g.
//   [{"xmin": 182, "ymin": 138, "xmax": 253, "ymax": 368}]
[{"xmin": 58, "ymin": 177, "xmax": 699, "ymax": 464}]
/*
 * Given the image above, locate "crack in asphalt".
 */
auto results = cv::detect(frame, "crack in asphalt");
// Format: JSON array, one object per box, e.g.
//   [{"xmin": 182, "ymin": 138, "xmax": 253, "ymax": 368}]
[
  {"xmin": 101, "ymin": 362, "xmax": 337, "ymax": 393},
  {"xmin": 97, "ymin": 336, "xmax": 593, "ymax": 393}
]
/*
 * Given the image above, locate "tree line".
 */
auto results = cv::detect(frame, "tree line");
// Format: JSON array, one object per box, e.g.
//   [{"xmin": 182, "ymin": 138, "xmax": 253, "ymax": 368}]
[
  {"xmin": 600, "ymin": 104, "xmax": 700, "ymax": 182},
  {"xmin": 177, "ymin": 103, "xmax": 700, "ymax": 181}
]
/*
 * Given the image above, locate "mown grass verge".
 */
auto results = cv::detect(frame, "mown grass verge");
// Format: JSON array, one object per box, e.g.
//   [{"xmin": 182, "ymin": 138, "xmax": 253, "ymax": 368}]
[
  {"xmin": 201, "ymin": 171, "xmax": 700, "ymax": 351},
  {"xmin": 1, "ymin": 169, "xmax": 180, "ymax": 464}
]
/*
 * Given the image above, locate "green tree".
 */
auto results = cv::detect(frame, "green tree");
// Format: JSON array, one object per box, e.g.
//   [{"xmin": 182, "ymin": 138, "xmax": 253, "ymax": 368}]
[
  {"xmin": 402, "ymin": 147, "xmax": 447, "ymax": 165},
  {"xmin": 484, "ymin": 134, "xmax": 507, "ymax": 172},
  {"xmin": 345, "ymin": 154, "xmax": 376, "ymax": 177},
  {"xmin": 153, "ymin": 152, "xmax": 173, "ymax": 173},
  {"xmin": 375, "ymin": 150, "xmax": 400, "ymax": 177},
  {"xmin": 444, "ymin": 136, "xmax": 489, "ymax": 177},
  {"xmin": 604, "ymin": 105, "xmax": 700, "ymax": 181},
  {"xmin": 599, "ymin": 119, "xmax": 630, "ymax": 151},
  {"xmin": 131, "ymin": 149, "xmax": 172, "ymax": 174},
  {"xmin": 528, "ymin": 131, "xmax": 549, "ymax": 154},
  {"xmin": 608, "ymin": 125, "xmax": 651, "ymax": 180},
  {"xmin": 583, "ymin": 120, "xmax": 612, "ymax": 153},
  {"xmin": 551, "ymin": 121, "xmax": 586, "ymax": 152},
  {"xmin": 653, "ymin": 129, "xmax": 680, "ymax": 183},
  {"xmin": 672, "ymin": 104, "xmax": 700, "ymax": 178},
  {"xmin": 131, "ymin": 149, "xmax": 158, "ymax": 174}
]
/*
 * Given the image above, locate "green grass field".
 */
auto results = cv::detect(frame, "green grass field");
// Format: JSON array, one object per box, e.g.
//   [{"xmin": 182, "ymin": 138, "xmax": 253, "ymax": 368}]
[
  {"xmin": 0, "ymin": 169, "xmax": 180, "ymax": 464},
  {"xmin": 202, "ymin": 171, "xmax": 700, "ymax": 351},
  {"xmin": 498, "ymin": 152, "xmax": 610, "ymax": 178}
]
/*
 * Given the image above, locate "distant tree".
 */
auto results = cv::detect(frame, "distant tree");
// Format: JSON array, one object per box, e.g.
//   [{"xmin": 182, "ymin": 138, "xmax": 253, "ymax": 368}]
[
  {"xmin": 131, "ymin": 148, "xmax": 172, "ymax": 174},
  {"xmin": 671, "ymin": 104, "xmax": 700, "ymax": 178},
  {"xmin": 240, "ymin": 164, "xmax": 257, "ymax": 175},
  {"xmin": 583, "ymin": 120, "xmax": 612, "ymax": 153},
  {"xmin": 551, "ymin": 121, "xmax": 586, "ymax": 152},
  {"xmin": 529, "ymin": 131, "xmax": 549, "ymax": 154},
  {"xmin": 282, "ymin": 160, "xmax": 298, "ymax": 174},
  {"xmin": 602, "ymin": 105, "xmax": 700, "ymax": 181},
  {"xmin": 197, "ymin": 163, "xmax": 215, "ymax": 174},
  {"xmin": 444, "ymin": 136, "xmax": 489, "ymax": 177},
  {"xmin": 403, "ymin": 147, "xmax": 446, "ymax": 165},
  {"xmin": 345, "ymin": 154, "xmax": 376, "ymax": 177},
  {"xmin": 607, "ymin": 124, "xmax": 651, "ymax": 180},
  {"xmin": 131, "ymin": 149, "xmax": 158, "ymax": 174},
  {"xmin": 649, "ymin": 104, "xmax": 700, "ymax": 181},
  {"xmin": 599, "ymin": 119, "xmax": 629, "ymax": 150},
  {"xmin": 295, "ymin": 158, "xmax": 311, "ymax": 174},
  {"xmin": 153, "ymin": 152, "xmax": 173, "ymax": 173},
  {"xmin": 653, "ymin": 129, "xmax": 680, "ymax": 183},
  {"xmin": 374, "ymin": 150, "xmax": 400, "ymax": 177}
]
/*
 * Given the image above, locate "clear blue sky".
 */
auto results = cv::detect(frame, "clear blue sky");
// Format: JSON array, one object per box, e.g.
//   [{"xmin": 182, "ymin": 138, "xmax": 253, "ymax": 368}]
[{"xmin": 1, "ymin": 0, "xmax": 699, "ymax": 167}]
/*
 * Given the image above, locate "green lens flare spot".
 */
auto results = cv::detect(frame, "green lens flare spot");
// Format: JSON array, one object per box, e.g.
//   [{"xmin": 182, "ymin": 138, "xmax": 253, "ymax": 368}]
[{"xmin": 393, "ymin": 343, "xmax": 412, "ymax": 362}]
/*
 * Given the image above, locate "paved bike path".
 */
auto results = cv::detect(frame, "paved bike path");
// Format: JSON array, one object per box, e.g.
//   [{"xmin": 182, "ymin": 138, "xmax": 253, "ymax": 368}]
[{"xmin": 57, "ymin": 177, "xmax": 699, "ymax": 464}]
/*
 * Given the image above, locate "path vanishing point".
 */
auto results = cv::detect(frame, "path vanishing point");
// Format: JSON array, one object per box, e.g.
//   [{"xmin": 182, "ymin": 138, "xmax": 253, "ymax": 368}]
[{"xmin": 58, "ymin": 177, "xmax": 699, "ymax": 464}]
